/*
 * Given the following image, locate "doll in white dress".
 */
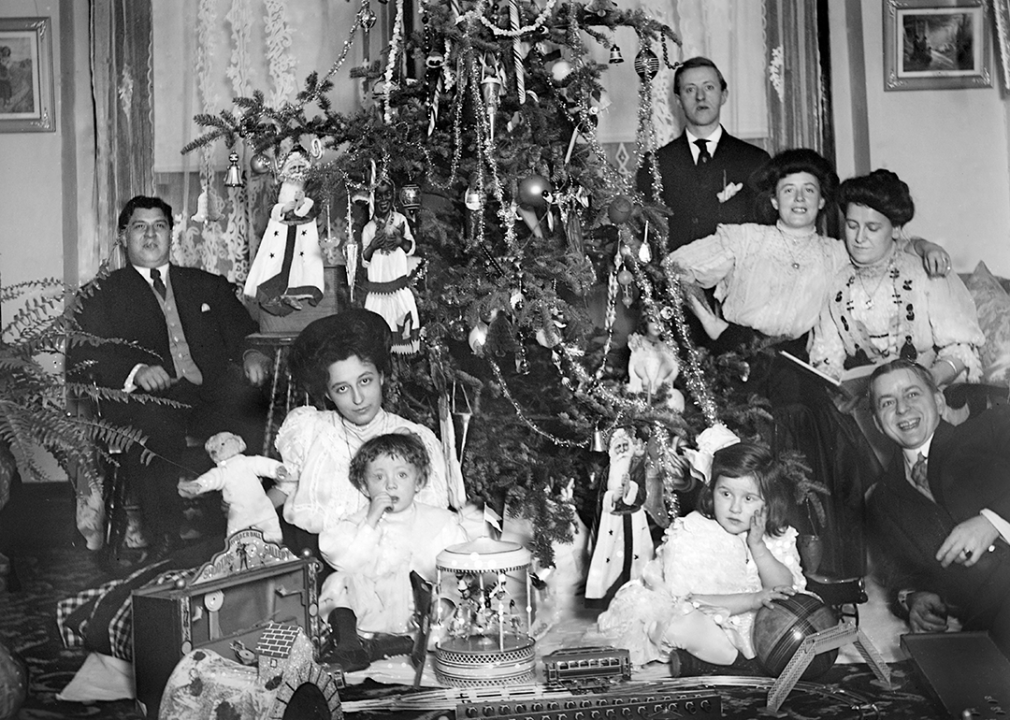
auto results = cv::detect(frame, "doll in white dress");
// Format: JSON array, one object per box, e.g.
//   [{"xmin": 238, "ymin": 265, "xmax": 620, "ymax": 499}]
[{"xmin": 362, "ymin": 180, "xmax": 421, "ymax": 354}]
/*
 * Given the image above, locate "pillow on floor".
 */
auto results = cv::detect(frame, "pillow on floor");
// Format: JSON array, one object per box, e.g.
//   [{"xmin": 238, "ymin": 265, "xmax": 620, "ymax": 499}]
[{"xmin": 964, "ymin": 261, "xmax": 1010, "ymax": 387}]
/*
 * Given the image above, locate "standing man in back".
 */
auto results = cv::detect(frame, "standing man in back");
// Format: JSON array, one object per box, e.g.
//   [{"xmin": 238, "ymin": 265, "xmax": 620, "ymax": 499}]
[{"xmin": 638, "ymin": 56, "xmax": 770, "ymax": 251}]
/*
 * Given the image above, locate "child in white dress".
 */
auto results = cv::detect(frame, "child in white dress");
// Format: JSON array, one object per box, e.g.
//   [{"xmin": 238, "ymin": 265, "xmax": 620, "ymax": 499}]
[
  {"xmin": 318, "ymin": 432, "xmax": 469, "ymax": 671},
  {"xmin": 597, "ymin": 441, "xmax": 806, "ymax": 674}
]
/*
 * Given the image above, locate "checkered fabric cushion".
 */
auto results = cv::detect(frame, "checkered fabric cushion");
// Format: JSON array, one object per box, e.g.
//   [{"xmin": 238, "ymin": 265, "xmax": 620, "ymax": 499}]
[{"xmin": 56, "ymin": 563, "xmax": 198, "ymax": 661}]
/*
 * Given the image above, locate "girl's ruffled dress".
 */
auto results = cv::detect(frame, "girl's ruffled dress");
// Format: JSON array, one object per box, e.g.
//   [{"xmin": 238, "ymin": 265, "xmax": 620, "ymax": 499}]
[{"xmin": 597, "ymin": 511, "xmax": 805, "ymax": 666}]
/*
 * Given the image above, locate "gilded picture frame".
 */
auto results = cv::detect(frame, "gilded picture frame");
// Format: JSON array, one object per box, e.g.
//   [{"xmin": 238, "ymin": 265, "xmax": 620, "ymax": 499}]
[
  {"xmin": 0, "ymin": 17, "xmax": 55, "ymax": 132},
  {"xmin": 884, "ymin": 0, "xmax": 993, "ymax": 91}
]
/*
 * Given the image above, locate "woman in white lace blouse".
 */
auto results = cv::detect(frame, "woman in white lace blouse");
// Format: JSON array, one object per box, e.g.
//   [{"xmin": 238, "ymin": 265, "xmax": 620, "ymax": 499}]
[{"xmin": 808, "ymin": 169, "xmax": 984, "ymax": 388}]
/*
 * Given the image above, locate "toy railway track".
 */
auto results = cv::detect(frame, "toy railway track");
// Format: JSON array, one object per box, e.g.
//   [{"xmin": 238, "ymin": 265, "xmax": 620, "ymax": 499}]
[{"xmin": 340, "ymin": 676, "xmax": 880, "ymax": 718}]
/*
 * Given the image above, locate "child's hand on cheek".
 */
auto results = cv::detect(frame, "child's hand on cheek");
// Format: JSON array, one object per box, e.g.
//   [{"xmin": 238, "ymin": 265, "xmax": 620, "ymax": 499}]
[
  {"xmin": 746, "ymin": 504, "xmax": 768, "ymax": 552},
  {"xmin": 366, "ymin": 492, "xmax": 394, "ymax": 526}
]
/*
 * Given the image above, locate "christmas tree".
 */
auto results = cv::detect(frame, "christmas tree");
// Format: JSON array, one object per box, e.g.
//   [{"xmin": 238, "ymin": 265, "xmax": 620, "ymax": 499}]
[{"xmin": 183, "ymin": 0, "xmax": 796, "ymax": 563}]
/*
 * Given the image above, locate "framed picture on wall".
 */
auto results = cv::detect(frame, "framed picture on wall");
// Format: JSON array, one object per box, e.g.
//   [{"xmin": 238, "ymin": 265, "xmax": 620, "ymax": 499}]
[
  {"xmin": 0, "ymin": 17, "xmax": 55, "ymax": 132},
  {"xmin": 884, "ymin": 0, "xmax": 993, "ymax": 91}
]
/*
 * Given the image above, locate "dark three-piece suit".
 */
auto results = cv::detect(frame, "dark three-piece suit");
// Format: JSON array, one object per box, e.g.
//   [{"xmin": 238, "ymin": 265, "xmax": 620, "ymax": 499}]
[
  {"xmin": 637, "ymin": 130, "xmax": 771, "ymax": 251},
  {"xmin": 867, "ymin": 409, "xmax": 1010, "ymax": 650},
  {"xmin": 71, "ymin": 265, "xmax": 266, "ymax": 537}
]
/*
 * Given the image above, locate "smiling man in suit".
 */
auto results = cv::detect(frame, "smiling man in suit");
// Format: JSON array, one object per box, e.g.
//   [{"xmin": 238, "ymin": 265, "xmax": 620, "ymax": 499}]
[
  {"xmin": 865, "ymin": 359, "xmax": 1010, "ymax": 653},
  {"xmin": 72, "ymin": 195, "xmax": 272, "ymax": 562},
  {"xmin": 638, "ymin": 57, "xmax": 770, "ymax": 251}
]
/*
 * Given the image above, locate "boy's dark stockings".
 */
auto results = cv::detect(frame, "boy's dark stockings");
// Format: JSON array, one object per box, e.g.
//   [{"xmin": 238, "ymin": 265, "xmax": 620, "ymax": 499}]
[{"xmin": 320, "ymin": 608, "xmax": 414, "ymax": 673}]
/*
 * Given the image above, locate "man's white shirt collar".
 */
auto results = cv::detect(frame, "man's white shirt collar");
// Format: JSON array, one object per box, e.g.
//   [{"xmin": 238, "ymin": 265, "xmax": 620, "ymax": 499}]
[
  {"xmin": 686, "ymin": 125, "xmax": 724, "ymax": 163},
  {"xmin": 133, "ymin": 263, "xmax": 169, "ymax": 288},
  {"xmin": 902, "ymin": 434, "xmax": 935, "ymax": 472}
]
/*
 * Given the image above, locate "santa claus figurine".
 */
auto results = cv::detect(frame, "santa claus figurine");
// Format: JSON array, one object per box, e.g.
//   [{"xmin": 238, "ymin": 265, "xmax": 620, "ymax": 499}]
[{"xmin": 243, "ymin": 147, "xmax": 325, "ymax": 316}]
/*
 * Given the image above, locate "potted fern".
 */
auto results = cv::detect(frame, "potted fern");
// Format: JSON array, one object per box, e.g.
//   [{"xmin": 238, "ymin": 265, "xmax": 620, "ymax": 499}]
[
  {"xmin": 777, "ymin": 450, "xmax": 831, "ymax": 574},
  {"xmin": 0, "ymin": 276, "xmax": 151, "ymax": 552}
]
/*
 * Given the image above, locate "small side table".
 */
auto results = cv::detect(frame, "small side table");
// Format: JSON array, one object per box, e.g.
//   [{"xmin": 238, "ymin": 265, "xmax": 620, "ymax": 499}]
[{"xmin": 246, "ymin": 332, "xmax": 306, "ymax": 457}]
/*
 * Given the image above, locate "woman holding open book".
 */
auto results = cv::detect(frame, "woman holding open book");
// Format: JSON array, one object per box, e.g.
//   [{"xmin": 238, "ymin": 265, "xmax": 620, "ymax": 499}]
[{"xmin": 808, "ymin": 170, "xmax": 983, "ymax": 389}]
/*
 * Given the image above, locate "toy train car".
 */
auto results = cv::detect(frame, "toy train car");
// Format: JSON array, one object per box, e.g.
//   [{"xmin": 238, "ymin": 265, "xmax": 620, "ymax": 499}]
[{"xmin": 542, "ymin": 646, "xmax": 632, "ymax": 690}]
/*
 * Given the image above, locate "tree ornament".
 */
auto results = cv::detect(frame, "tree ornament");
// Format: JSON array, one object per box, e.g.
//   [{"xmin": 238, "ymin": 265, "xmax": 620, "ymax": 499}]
[
  {"xmin": 399, "ymin": 183, "xmax": 421, "ymax": 212},
  {"xmin": 464, "ymin": 187, "xmax": 483, "ymax": 211},
  {"xmin": 617, "ymin": 267, "xmax": 634, "ymax": 307},
  {"xmin": 468, "ymin": 321, "xmax": 489, "ymax": 355},
  {"xmin": 517, "ymin": 174, "xmax": 552, "ymax": 209},
  {"xmin": 362, "ymin": 6, "xmax": 377, "ymax": 30},
  {"xmin": 550, "ymin": 59, "xmax": 573, "ymax": 83},
  {"xmin": 482, "ymin": 63, "xmax": 504, "ymax": 138},
  {"xmin": 344, "ymin": 240, "xmax": 359, "ymax": 302},
  {"xmin": 607, "ymin": 195, "xmax": 633, "ymax": 224},
  {"xmin": 609, "ymin": 45, "xmax": 624, "ymax": 64},
  {"xmin": 223, "ymin": 152, "xmax": 244, "ymax": 187},
  {"xmin": 250, "ymin": 152, "xmax": 273, "ymax": 176},
  {"xmin": 515, "ymin": 343, "xmax": 530, "ymax": 374},
  {"xmin": 634, "ymin": 48, "xmax": 660, "ymax": 80}
]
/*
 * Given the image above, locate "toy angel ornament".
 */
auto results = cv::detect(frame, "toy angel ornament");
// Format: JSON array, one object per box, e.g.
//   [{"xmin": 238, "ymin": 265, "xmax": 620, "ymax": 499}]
[
  {"xmin": 243, "ymin": 147, "xmax": 325, "ymax": 316},
  {"xmin": 585, "ymin": 427, "xmax": 654, "ymax": 600},
  {"xmin": 362, "ymin": 179, "xmax": 421, "ymax": 354},
  {"xmin": 627, "ymin": 319, "xmax": 685, "ymax": 411}
]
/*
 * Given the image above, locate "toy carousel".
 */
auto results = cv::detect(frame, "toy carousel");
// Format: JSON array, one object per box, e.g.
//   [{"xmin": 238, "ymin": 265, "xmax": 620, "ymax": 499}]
[{"xmin": 431, "ymin": 538, "xmax": 535, "ymax": 687}]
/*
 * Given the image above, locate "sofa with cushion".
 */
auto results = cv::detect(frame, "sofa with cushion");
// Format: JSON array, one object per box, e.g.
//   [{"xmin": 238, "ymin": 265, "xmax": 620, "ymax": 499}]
[{"xmin": 961, "ymin": 261, "xmax": 1010, "ymax": 391}]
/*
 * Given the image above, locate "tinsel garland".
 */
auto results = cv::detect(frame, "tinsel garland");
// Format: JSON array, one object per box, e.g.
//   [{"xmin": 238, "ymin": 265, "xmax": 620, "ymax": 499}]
[
  {"xmin": 472, "ymin": 0, "xmax": 559, "ymax": 36},
  {"xmin": 384, "ymin": 0, "xmax": 406, "ymax": 124},
  {"xmin": 627, "ymin": 252, "xmax": 720, "ymax": 427},
  {"xmin": 488, "ymin": 357, "xmax": 587, "ymax": 449},
  {"xmin": 633, "ymin": 42, "xmax": 665, "ymax": 205}
]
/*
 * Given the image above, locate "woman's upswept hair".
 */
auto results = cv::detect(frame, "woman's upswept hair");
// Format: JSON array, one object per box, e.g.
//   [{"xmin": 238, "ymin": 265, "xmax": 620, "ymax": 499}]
[
  {"xmin": 836, "ymin": 169, "xmax": 915, "ymax": 227},
  {"xmin": 696, "ymin": 441, "xmax": 791, "ymax": 536},
  {"xmin": 349, "ymin": 432, "xmax": 431, "ymax": 492},
  {"xmin": 752, "ymin": 148, "xmax": 839, "ymax": 226},
  {"xmin": 287, "ymin": 309, "xmax": 392, "ymax": 407}
]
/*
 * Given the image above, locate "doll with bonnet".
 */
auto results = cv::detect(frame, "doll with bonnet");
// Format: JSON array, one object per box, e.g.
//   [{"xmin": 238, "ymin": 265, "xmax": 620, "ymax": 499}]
[{"xmin": 243, "ymin": 146, "xmax": 325, "ymax": 316}]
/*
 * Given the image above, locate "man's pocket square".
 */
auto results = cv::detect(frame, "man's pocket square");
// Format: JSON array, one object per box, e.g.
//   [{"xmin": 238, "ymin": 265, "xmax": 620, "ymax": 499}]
[
  {"xmin": 201, "ymin": 303, "xmax": 211, "ymax": 312},
  {"xmin": 717, "ymin": 182, "xmax": 743, "ymax": 203}
]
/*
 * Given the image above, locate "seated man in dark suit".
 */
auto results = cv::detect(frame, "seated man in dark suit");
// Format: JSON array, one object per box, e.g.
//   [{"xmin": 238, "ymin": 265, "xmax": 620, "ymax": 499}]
[
  {"xmin": 866, "ymin": 359, "xmax": 1010, "ymax": 653},
  {"xmin": 637, "ymin": 56, "xmax": 770, "ymax": 251},
  {"xmin": 71, "ymin": 195, "xmax": 272, "ymax": 562}
]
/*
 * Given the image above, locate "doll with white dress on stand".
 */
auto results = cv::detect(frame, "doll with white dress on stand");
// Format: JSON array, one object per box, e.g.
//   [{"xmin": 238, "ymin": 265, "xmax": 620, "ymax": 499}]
[{"xmin": 362, "ymin": 180, "xmax": 421, "ymax": 354}]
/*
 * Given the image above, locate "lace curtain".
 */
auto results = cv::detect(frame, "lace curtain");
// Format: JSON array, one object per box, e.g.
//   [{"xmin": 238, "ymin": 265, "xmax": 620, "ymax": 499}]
[
  {"xmin": 763, "ymin": 0, "xmax": 832, "ymax": 160},
  {"xmin": 150, "ymin": 0, "xmax": 366, "ymax": 281},
  {"xmin": 88, "ymin": 0, "xmax": 156, "ymax": 278}
]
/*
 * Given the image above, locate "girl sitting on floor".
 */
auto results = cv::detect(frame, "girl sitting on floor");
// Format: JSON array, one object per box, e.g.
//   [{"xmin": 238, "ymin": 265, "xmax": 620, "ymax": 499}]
[
  {"xmin": 317, "ymin": 432, "xmax": 469, "ymax": 671},
  {"xmin": 597, "ymin": 440, "xmax": 806, "ymax": 675}
]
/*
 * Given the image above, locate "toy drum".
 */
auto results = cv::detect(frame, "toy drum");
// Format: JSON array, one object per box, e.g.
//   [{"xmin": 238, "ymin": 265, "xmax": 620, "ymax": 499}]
[{"xmin": 432, "ymin": 538, "xmax": 536, "ymax": 687}]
